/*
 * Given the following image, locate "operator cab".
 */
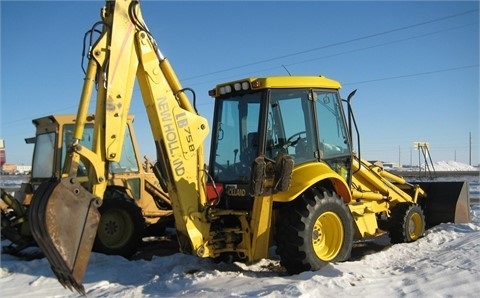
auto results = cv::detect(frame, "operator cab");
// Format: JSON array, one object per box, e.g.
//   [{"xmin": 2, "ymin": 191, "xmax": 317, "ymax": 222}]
[
  {"xmin": 29, "ymin": 115, "xmax": 140, "ymax": 184},
  {"xmin": 208, "ymin": 76, "xmax": 353, "ymax": 209}
]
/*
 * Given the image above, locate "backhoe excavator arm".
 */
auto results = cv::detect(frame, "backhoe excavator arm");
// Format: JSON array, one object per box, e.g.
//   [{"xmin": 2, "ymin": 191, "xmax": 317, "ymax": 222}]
[{"xmin": 28, "ymin": 0, "xmax": 210, "ymax": 293}]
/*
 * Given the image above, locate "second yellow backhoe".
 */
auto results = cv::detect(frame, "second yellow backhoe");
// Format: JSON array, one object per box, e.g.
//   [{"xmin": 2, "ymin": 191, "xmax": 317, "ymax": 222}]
[{"xmin": 1, "ymin": 114, "xmax": 172, "ymax": 258}]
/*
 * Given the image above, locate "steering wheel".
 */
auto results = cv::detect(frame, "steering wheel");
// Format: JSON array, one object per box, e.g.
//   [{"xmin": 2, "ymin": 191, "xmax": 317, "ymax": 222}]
[
  {"xmin": 286, "ymin": 131, "xmax": 307, "ymax": 147},
  {"xmin": 214, "ymin": 161, "xmax": 228, "ymax": 172}
]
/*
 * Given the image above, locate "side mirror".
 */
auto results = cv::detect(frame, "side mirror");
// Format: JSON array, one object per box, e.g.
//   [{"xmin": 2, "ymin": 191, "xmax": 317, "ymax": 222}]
[
  {"xmin": 249, "ymin": 153, "xmax": 293, "ymax": 197},
  {"xmin": 274, "ymin": 153, "xmax": 293, "ymax": 192}
]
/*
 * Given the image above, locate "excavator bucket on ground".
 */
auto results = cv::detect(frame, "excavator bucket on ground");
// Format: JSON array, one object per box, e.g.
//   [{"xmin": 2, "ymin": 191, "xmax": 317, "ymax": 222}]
[
  {"xmin": 28, "ymin": 178, "xmax": 101, "ymax": 294},
  {"xmin": 418, "ymin": 181, "xmax": 471, "ymax": 228}
]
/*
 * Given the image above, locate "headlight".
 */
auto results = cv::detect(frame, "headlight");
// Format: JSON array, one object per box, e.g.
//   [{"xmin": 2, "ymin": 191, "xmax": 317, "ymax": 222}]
[{"xmin": 219, "ymin": 85, "xmax": 232, "ymax": 95}]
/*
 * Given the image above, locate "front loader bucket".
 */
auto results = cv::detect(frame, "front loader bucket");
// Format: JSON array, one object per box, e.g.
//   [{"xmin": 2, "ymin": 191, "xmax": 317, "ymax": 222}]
[
  {"xmin": 418, "ymin": 181, "xmax": 471, "ymax": 228},
  {"xmin": 28, "ymin": 178, "xmax": 101, "ymax": 294}
]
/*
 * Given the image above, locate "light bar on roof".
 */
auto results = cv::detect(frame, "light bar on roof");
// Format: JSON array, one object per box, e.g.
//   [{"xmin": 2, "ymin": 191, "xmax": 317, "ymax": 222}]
[{"xmin": 216, "ymin": 80, "xmax": 251, "ymax": 96}]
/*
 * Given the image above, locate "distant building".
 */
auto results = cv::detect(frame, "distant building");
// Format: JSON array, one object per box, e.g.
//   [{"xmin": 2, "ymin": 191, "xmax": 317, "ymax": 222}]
[
  {"xmin": 382, "ymin": 162, "xmax": 401, "ymax": 170},
  {"xmin": 16, "ymin": 165, "xmax": 32, "ymax": 175},
  {"xmin": 1, "ymin": 164, "xmax": 16, "ymax": 174},
  {"xmin": 368, "ymin": 161, "xmax": 402, "ymax": 170},
  {"xmin": 1, "ymin": 164, "xmax": 31, "ymax": 175},
  {"xmin": 0, "ymin": 139, "xmax": 5, "ymax": 168}
]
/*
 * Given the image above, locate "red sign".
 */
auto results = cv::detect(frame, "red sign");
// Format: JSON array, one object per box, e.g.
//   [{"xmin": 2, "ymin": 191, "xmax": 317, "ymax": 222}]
[{"xmin": 0, "ymin": 149, "xmax": 5, "ymax": 167}]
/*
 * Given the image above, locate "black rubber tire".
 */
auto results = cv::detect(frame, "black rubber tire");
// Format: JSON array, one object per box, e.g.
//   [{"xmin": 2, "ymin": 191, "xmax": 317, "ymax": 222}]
[
  {"xmin": 93, "ymin": 188, "xmax": 145, "ymax": 258},
  {"xmin": 275, "ymin": 187, "xmax": 354, "ymax": 275},
  {"xmin": 389, "ymin": 203, "xmax": 425, "ymax": 244}
]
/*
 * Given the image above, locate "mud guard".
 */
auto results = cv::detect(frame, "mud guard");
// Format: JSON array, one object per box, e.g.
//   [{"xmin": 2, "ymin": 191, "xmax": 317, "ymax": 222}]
[
  {"xmin": 418, "ymin": 181, "xmax": 471, "ymax": 228},
  {"xmin": 28, "ymin": 178, "xmax": 101, "ymax": 294}
]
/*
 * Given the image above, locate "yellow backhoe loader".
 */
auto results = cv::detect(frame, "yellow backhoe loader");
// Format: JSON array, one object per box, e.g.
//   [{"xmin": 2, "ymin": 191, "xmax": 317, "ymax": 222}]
[
  {"xmin": 27, "ymin": 0, "xmax": 470, "ymax": 294},
  {"xmin": 1, "ymin": 114, "xmax": 171, "ymax": 258}
]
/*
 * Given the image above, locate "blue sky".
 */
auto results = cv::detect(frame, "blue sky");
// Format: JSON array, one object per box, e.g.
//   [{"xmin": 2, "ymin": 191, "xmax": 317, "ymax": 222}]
[{"xmin": 1, "ymin": 0, "xmax": 479, "ymax": 166}]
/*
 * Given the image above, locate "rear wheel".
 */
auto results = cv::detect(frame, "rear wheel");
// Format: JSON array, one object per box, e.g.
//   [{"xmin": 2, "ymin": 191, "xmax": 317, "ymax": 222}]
[
  {"xmin": 275, "ymin": 188, "xmax": 354, "ymax": 274},
  {"xmin": 93, "ymin": 188, "xmax": 145, "ymax": 258},
  {"xmin": 389, "ymin": 203, "xmax": 425, "ymax": 244}
]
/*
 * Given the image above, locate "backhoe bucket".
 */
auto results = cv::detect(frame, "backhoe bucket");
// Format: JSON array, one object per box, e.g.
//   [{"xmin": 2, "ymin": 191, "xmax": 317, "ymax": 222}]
[
  {"xmin": 28, "ymin": 178, "xmax": 101, "ymax": 294},
  {"xmin": 418, "ymin": 181, "xmax": 471, "ymax": 228}
]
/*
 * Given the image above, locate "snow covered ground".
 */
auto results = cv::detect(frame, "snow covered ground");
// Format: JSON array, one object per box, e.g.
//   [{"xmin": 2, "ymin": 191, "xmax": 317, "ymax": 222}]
[
  {"xmin": 1, "ymin": 165, "xmax": 479, "ymax": 297},
  {"xmin": 1, "ymin": 205, "xmax": 479, "ymax": 297}
]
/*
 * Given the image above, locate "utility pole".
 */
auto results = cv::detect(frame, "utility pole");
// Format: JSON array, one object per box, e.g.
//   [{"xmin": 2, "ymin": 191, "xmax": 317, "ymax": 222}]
[
  {"xmin": 410, "ymin": 147, "xmax": 412, "ymax": 167},
  {"xmin": 398, "ymin": 145, "xmax": 401, "ymax": 167},
  {"xmin": 469, "ymin": 132, "xmax": 472, "ymax": 166}
]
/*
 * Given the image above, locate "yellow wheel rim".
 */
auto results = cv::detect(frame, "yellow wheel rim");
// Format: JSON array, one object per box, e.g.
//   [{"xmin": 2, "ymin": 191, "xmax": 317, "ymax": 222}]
[
  {"xmin": 408, "ymin": 212, "xmax": 423, "ymax": 240},
  {"xmin": 312, "ymin": 211, "xmax": 344, "ymax": 261}
]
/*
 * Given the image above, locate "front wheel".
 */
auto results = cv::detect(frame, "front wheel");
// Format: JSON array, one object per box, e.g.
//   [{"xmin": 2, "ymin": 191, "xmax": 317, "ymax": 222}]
[
  {"xmin": 93, "ymin": 188, "xmax": 145, "ymax": 258},
  {"xmin": 389, "ymin": 203, "xmax": 425, "ymax": 244},
  {"xmin": 275, "ymin": 188, "xmax": 354, "ymax": 274}
]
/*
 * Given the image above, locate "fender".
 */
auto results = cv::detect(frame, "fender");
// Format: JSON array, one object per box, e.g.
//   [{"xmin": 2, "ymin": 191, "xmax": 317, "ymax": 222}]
[{"xmin": 271, "ymin": 162, "xmax": 352, "ymax": 204}]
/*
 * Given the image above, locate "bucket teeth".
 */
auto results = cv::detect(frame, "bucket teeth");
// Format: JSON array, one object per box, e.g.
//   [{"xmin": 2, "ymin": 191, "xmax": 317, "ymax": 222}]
[{"xmin": 28, "ymin": 178, "xmax": 101, "ymax": 295}]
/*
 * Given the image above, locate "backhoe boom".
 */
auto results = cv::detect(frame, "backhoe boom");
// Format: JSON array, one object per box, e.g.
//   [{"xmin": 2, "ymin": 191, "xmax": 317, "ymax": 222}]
[{"xmin": 29, "ymin": 0, "xmax": 209, "ymax": 292}]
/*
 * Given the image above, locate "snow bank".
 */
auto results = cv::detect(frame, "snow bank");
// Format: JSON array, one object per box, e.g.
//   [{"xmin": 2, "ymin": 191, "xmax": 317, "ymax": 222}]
[{"xmin": 432, "ymin": 161, "xmax": 478, "ymax": 171}]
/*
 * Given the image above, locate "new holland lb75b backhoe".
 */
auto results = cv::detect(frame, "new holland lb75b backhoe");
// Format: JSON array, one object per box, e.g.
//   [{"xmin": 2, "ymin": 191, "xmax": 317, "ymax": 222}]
[{"xmin": 28, "ymin": 0, "xmax": 470, "ymax": 294}]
